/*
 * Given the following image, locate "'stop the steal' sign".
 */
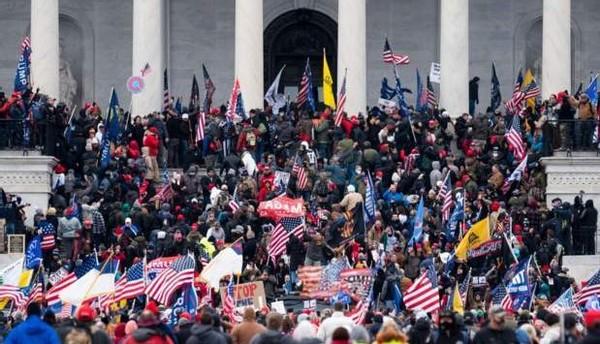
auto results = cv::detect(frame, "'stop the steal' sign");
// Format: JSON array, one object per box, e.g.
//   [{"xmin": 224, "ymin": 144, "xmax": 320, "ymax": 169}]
[{"xmin": 220, "ymin": 281, "xmax": 266, "ymax": 310}]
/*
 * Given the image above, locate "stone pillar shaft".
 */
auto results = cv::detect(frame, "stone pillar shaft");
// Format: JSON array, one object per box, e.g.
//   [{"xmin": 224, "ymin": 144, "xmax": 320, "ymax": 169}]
[
  {"xmin": 132, "ymin": 0, "xmax": 165, "ymax": 117},
  {"xmin": 337, "ymin": 0, "xmax": 367, "ymax": 115},
  {"xmin": 542, "ymin": 0, "xmax": 571, "ymax": 98},
  {"xmin": 235, "ymin": 0, "xmax": 263, "ymax": 110},
  {"xmin": 30, "ymin": 0, "xmax": 60, "ymax": 100},
  {"xmin": 439, "ymin": 0, "xmax": 469, "ymax": 118}
]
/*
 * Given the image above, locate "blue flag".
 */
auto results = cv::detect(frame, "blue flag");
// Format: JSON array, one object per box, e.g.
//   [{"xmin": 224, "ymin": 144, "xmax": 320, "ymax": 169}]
[
  {"xmin": 236, "ymin": 92, "xmax": 246, "ymax": 119},
  {"xmin": 25, "ymin": 235, "xmax": 42, "ymax": 270},
  {"xmin": 380, "ymin": 77, "xmax": 397, "ymax": 100},
  {"xmin": 394, "ymin": 70, "xmax": 410, "ymax": 116},
  {"xmin": 364, "ymin": 172, "xmax": 376, "ymax": 223},
  {"xmin": 491, "ymin": 63, "xmax": 502, "ymax": 111},
  {"xmin": 106, "ymin": 89, "xmax": 121, "ymax": 142},
  {"xmin": 168, "ymin": 284, "xmax": 198, "ymax": 326},
  {"xmin": 445, "ymin": 190, "xmax": 464, "ymax": 242},
  {"xmin": 416, "ymin": 69, "xmax": 424, "ymax": 112},
  {"xmin": 585, "ymin": 293, "xmax": 600, "ymax": 311},
  {"xmin": 506, "ymin": 257, "xmax": 532, "ymax": 311},
  {"xmin": 408, "ymin": 198, "xmax": 424, "ymax": 246},
  {"xmin": 174, "ymin": 97, "xmax": 182, "ymax": 115},
  {"xmin": 14, "ymin": 37, "xmax": 31, "ymax": 93},
  {"xmin": 586, "ymin": 74, "xmax": 598, "ymax": 105}
]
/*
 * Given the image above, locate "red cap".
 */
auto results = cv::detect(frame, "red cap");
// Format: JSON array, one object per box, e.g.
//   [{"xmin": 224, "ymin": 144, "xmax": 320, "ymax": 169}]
[
  {"xmin": 177, "ymin": 214, "xmax": 185, "ymax": 222},
  {"xmin": 179, "ymin": 312, "xmax": 192, "ymax": 321},
  {"xmin": 76, "ymin": 303, "xmax": 97, "ymax": 322},
  {"xmin": 191, "ymin": 223, "xmax": 198, "ymax": 231},
  {"xmin": 490, "ymin": 201, "xmax": 500, "ymax": 212},
  {"xmin": 54, "ymin": 163, "xmax": 67, "ymax": 174},
  {"xmin": 149, "ymin": 127, "xmax": 159, "ymax": 134},
  {"xmin": 585, "ymin": 309, "xmax": 600, "ymax": 328},
  {"xmin": 145, "ymin": 301, "xmax": 160, "ymax": 316}
]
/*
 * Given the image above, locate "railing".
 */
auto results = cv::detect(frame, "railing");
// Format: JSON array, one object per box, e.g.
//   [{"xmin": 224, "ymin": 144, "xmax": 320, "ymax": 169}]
[
  {"xmin": 543, "ymin": 119, "xmax": 599, "ymax": 153},
  {"xmin": 0, "ymin": 119, "xmax": 45, "ymax": 151}
]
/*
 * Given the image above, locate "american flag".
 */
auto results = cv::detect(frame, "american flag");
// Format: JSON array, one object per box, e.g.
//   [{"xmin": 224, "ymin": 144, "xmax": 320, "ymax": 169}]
[
  {"xmin": 21, "ymin": 36, "xmax": 31, "ymax": 52},
  {"xmin": 57, "ymin": 302, "xmax": 73, "ymax": 319},
  {"xmin": 405, "ymin": 150, "xmax": 419, "ymax": 173},
  {"xmin": 268, "ymin": 216, "xmax": 305, "ymax": 262},
  {"xmin": 202, "ymin": 64, "xmax": 216, "ymax": 113},
  {"xmin": 228, "ymin": 199, "xmax": 240, "ymax": 212},
  {"xmin": 505, "ymin": 70, "xmax": 524, "ymax": 114},
  {"xmin": 523, "ymin": 79, "xmax": 541, "ymax": 100},
  {"xmin": 114, "ymin": 261, "xmax": 145, "ymax": 301},
  {"xmin": 383, "ymin": 38, "xmax": 410, "ymax": 65},
  {"xmin": 548, "ymin": 288, "xmax": 580, "ymax": 314},
  {"xmin": 196, "ymin": 111, "xmax": 206, "ymax": 141},
  {"xmin": 296, "ymin": 58, "xmax": 315, "ymax": 111},
  {"xmin": 459, "ymin": 269, "xmax": 471, "ymax": 303},
  {"xmin": 575, "ymin": 268, "xmax": 600, "ymax": 305},
  {"xmin": 298, "ymin": 265, "xmax": 323, "ymax": 297},
  {"xmin": 199, "ymin": 249, "xmax": 211, "ymax": 267},
  {"xmin": 150, "ymin": 184, "xmax": 174, "ymax": 202},
  {"xmin": 26, "ymin": 283, "xmax": 43, "ymax": 306},
  {"xmin": 46, "ymin": 254, "xmax": 98, "ymax": 305},
  {"xmin": 163, "ymin": 68, "xmax": 170, "ymax": 110},
  {"xmin": 292, "ymin": 156, "xmax": 308, "ymax": 190},
  {"xmin": 335, "ymin": 70, "xmax": 347, "ymax": 127},
  {"xmin": 39, "ymin": 220, "xmax": 56, "ymax": 250},
  {"xmin": 491, "ymin": 284, "xmax": 514, "ymax": 312},
  {"xmin": 505, "ymin": 115, "xmax": 526, "ymax": 161},
  {"xmin": 426, "ymin": 76, "xmax": 437, "ymax": 108},
  {"xmin": 223, "ymin": 276, "xmax": 242, "ymax": 323},
  {"xmin": 140, "ymin": 63, "xmax": 152, "ymax": 77},
  {"xmin": 438, "ymin": 174, "xmax": 453, "ymax": 222},
  {"xmin": 404, "ymin": 268, "xmax": 439, "ymax": 314},
  {"xmin": 226, "ymin": 79, "xmax": 241, "ymax": 122},
  {"xmin": 501, "ymin": 156, "xmax": 527, "ymax": 194},
  {"xmin": 349, "ymin": 291, "xmax": 371, "ymax": 325},
  {"xmin": 0, "ymin": 285, "xmax": 25, "ymax": 307},
  {"xmin": 146, "ymin": 255, "xmax": 195, "ymax": 306}
]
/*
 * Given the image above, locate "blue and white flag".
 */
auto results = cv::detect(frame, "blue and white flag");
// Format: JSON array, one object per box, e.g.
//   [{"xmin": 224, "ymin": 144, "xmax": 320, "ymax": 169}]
[
  {"xmin": 364, "ymin": 171, "xmax": 376, "ymax": 222},
  {"xmin": 585, "ymin": 293, "xmax": 600, "ymax": 311},
  {"xmin": 13, "ymin": 37, "xmax": 31, "ymax": 93},
  {"xmin": 236, "ymin": 92, "xmax": 246, "ymax": 119},
  {"xmin": 586, "ymin": 74, "xmax": 598, "ymax": 105},
  {"xmin": 506, "ymin": 257, "xmax": 533, "ymax": 311},
  {"xmin": 25, "ymin": 235, "xmax": 42, "ymax": 270},
  {"xmin": 265, "ymin": 65, "xmax": 286, "ymax": 114},
  {"xmin": 548, "ymin": 287, "xmax": 580, "ymax": 314},
  {"xmin": 445, "ymin": 190, "xmax": 464, "ymax": 242},
  {"xmin": 408, "ymin": 198, "xmax": 424, "ymax": 246}
]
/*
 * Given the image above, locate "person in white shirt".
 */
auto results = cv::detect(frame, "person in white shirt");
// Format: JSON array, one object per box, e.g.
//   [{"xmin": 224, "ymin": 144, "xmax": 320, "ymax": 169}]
[{"xmin": 317, "ymin": 302, "xmax": 354, "ymax": 343}]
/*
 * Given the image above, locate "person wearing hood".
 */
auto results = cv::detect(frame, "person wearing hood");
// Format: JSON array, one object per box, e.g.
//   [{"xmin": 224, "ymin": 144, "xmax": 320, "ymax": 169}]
[
  {"xmin": 4, "ymin": 303, "xmax": 61, "ymax": 344},
  {"xmin": 579, "ymin": 199, "xmax": 598, "ymax": 255}
]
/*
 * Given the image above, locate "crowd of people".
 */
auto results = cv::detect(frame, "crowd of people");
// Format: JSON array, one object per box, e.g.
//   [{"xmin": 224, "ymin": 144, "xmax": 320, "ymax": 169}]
[{"xmin": 0, "ymin": 78, "xmax": 599, "ymax": 344}]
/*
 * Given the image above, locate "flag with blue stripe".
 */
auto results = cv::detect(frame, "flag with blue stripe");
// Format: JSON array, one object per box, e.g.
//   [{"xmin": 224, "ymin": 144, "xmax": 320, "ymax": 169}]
[
  {"xmin": 506, "ymin": 256, "xmax": 532, "ymax": 311},
  {"xmin": 408, "ymin": 198, "xmax": 424, "ymax": 246},
  {"xmin": 364, "ymin": 172, "xmax": 376, "ymax": 223}
]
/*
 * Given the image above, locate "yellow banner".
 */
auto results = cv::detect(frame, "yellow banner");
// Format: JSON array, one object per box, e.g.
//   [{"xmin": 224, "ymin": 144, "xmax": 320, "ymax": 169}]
[{"xmin": 323, "ymin": 51, "xmax": 336, "ymax": 109}]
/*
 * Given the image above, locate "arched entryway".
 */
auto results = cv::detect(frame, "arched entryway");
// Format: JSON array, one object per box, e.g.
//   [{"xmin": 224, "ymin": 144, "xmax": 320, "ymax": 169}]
[{"xmin": 264, "ymin": 9, "xmax": 337, "ymax": 103}]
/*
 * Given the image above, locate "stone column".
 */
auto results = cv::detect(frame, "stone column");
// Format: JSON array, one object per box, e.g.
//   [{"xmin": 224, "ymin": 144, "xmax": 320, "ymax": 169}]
[
  {"xmin": 542, "ymin": 0, "xmax": 571, "ymax": 99},
  {"xmin": 132, "ymin": 0, "xmax": 165, "ymax": 117},
  {"xmin": 337, "ymin": 0, "xmax": 367, "ymax": 115},
  {"xmin": 439, "ymin": 0, "xmax": 469, "ymax": 118},
  {"xmin": 30, "ymin": 0, "xmax": 60, "ymax": 100},
  {"xmin": 235, "ymin": 0, "xmax": 263, "ymax": 110}
]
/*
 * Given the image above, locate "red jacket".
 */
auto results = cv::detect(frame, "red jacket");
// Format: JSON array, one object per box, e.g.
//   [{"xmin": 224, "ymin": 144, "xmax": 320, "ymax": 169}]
[{"xmin": 143, "ymin": 133, "xmax": 159, "ymax": 157}]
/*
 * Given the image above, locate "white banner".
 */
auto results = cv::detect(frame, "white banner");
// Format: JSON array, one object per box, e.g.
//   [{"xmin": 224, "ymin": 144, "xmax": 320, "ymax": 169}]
[{"xmin": 430, "ymin": 62, "xmax": 441, "ymax": 84}]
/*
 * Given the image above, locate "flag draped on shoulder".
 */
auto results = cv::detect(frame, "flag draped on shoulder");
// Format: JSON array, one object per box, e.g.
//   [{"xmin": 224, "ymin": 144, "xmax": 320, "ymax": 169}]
[
  {"xmin": 14, "ymin": 36, "xmax": 31, "ymax": 93},
  {"xmin": 323, "ymin": 50, "xmax": 336, "ymax": 110},
  {"xmin": 490, "ymin": 63, "xmax": 502, "ymax": 111}
]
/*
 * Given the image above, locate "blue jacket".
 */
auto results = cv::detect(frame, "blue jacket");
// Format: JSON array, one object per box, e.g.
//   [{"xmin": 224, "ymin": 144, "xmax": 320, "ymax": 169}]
[{"xmin": 5, "ymin": 315, "xmax": 61, "ymax": 344}]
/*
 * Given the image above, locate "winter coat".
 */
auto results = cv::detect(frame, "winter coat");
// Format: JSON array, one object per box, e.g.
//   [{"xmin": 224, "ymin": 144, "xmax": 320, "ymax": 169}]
[
  {"xmin": 5, "ymin": 315, "xmax": 61, "ymax": 344},
  {"xmin": 186, "ymin": 324, "xmax": 229, "ymax": 344},
  {"xmin": 125, "ymin": 327, "xmax": 175, "ymax": 344},
  {"xmin": 143, "ymin": 133, "xmax": 160, "ymax": 157}
]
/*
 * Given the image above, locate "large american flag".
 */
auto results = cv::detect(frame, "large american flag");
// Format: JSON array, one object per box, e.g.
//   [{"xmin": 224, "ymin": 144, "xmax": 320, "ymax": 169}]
[
  {"xmin": 438, "ymin": 174, "xmax": 453, "ymax": 222},
  {"xmin": 268, "ymin": 216, "xmax": 305, "ymax": 262},
  {"xmin": 163, "ymin": 68, "xmax": 170, "ymax": 110},
  {"xmin": 335, "ymin": 70, "xmax": 347, "ymax": 127},
  {"xmin": 491, "ymin": 284, "xmax": 513, "ymax": 312},
  {"xmin": 523, "ymin": 79, "xmax": 541, "ymax": 100},
  {"xmin": 25, "ymin": 283, "xmax": 43, "ymax": 307},
  {"xmin": 39, "ymin": 220, "xmax": 56, "ymax": 251},
  {"xmin": 404, "ymin": 150, "xmax": 419, "ymax": 173},
  {"xmin": 298, "ymin": 265, "xmax": 323, "ymax": 297},
  {"xmin": 349, "ymin": 290, "xmax": 372, "ymax": 325},
  {"xmin": 146, "ymin": 255, "xmax": 195, "ymax": 305},
  {"xmin": 296, "ymin": 58, "xmax": 314, "ymax": 110},
  {"xmin": 575, "ymin": 268, "xmax": 600, "ymax": 305},
  {"xmin": 292, "ymin": 156, "xmax": 308, "ymax": 190},
  {"xmin": 505, "ymin": 115, "xmax": 526, "ymax": 161},
  {"xmin": 404, "ymin": 268, "xmax": 439, "ymax": 314},
  {"xmin": 383, "ymin": 38, "xmax": 410, "ymax": 65},
  {"xmin": 46, "ymin": 254, "xmax": 98, "ymax": 305},
  {"xmin": 548, "ymin": 288, "xmax": 580, "ymax": 314},
  {"xmin": 0, "ymin": 285, "xmax": 25, "ymax": 307},
  {"xmin": 114, "ymin": 261, "xmax": 145, "ymax": 301}
]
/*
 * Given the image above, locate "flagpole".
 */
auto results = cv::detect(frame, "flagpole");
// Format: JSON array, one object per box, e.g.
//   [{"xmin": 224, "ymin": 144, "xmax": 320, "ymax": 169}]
[{"xmin": 82, "ymin": 252, "xmax": 115, "ymax": 304}]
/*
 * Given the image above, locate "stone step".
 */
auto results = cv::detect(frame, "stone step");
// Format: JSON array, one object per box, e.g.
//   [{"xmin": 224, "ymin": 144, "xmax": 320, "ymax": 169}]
[{"xmin": 562, "ymin": 255, "xmax": 600, "ymax": 283}]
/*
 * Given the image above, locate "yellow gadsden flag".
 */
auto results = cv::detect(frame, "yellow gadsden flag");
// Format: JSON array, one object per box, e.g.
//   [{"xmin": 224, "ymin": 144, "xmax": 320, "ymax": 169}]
[
  {"xmin": 452, "ymin": 282, "xmax": 464, "ymax": 314},
  {"xmin": 455, "ymin": 217, "xmax": 490, "ymax": 260},
  {"xmin": 323, "ymin": 50, "xmax": 336, "ymax": 109}
]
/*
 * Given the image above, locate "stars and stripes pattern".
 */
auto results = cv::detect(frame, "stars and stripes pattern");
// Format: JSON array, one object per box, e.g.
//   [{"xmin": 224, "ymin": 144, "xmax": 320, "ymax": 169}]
[
  {"xmin": 575, "ymin": 268, "xmax": 600, "ymax": 305},
  {"xmin": 114, "ymin": 261, "xmax": 145, "ymax": 301},
  {"xmin": 383, "ymin": 38, "xmax": 410, "ymax": 65},
  {"xmin": 296, "ymin": 58, "xmax": 315, "ymax": 111},
  {"xmin": 226, "ymin": 79, "xmax": 241, "ymax": 122},
  {"xmin": 21, "ymin": 36, "xmax": 31, "ymax": 52},
  {"xmin": 404, "ymin": 150, "xmax": 419, "ymax": 173},
  {"xmin": 0, "ymin": 285, "xmax": 25, "ymax": 307},
  {"xmin": 404, "ymin": 268, "xmax": 439, "ymax": 314},
  {"xmin": 505, "ymin": 70, "xmax": 524, "ymax": 114},
  {"xmin": 298, "ymin": 265, "xmax": 323, "ymax": 297},
  {"xmin": 223, "ymin": 276, "xmax": 242, "ymax": 323},
  {"xmin": 292, "ymin": 156, "xmax": 308, "ymax": 190},
  {"xmin": 228, "ymin": 199, "xmax": 240, "ymax": 212},
  {"xmin": 163, "ymin": 68, "xmax": 170, "ymax": 110},
  {"xmin": 46, "ymin": 254, "xmax": 98, "ymax": 305},
  {"xmin": 438, "ymin": 174, "xmax": 453, "ymax": 222},
  {"xmin": 335, "ymin": 70, "xmax": 347, "ymax": 127},
  {"xmin": 146, "ymin": 255, "xmax": 195, "ymax": 306},
  {"xmin": 199, "ymin": 249, "xmax": 211, "ymax": 267},
  {"xmin": 268, "ymin": 216, "xmax": 305, "ymax": 262},
  {"xmin": 426, "ymin": 76, "xmax": 437, "ymax": 108},
  {"xmin": 492, "ymin": 284, "xmax": 514, "ymax": 312},
  {"xmin": 150, "ymin": 184, "xmax": 174, "ymax": 202},
  {"xmin": 501, "ymin": 156, "xmax": 528, "ymax": 194},
  {"xmin": 505, "ymin": 115, "xmax": 526, "ymax": 161},
  {"xmin": 523, "ymin": 79, "xmax": 541, "ymax": 100},
  {"xmin": 548, "ymin": 288, "xmax": 580, "ymax": 314},
  {"xmin": 39, "ymin": 220, "xmax": 56, "ymax": 251},
  {"xmin": 202, "ymin": 64, "xmax": 216, "ymax": 113},
  {"xmin": 57, "ymin": 303, "xmax": 73, "ymax": 319},
  {"xmin": 196, "ymin": 111, "xmax": 206, "ymax": 141},
  {"xmin": 349, "ymin": 290, "xmax": 372, "ymax": 325}
]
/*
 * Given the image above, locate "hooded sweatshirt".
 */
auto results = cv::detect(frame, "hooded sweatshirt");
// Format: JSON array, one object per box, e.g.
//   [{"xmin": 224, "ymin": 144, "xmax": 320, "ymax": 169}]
[{"xmin": 5, "ymin": 315, "xmax": 61, "ymax": 344}]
